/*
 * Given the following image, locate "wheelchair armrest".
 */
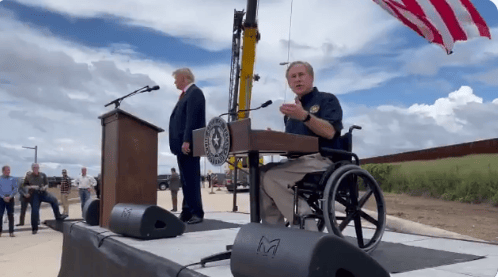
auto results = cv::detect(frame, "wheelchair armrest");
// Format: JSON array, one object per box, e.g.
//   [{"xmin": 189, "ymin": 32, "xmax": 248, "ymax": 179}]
[{"xmin": 320, "ymin": 147, "xmax": 360, "ymax": 165}]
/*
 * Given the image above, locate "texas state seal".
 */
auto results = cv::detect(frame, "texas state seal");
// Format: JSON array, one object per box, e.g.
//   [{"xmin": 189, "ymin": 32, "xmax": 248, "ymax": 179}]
[{"xmin": 204, "ymin": 117, "xmax": 231, "ymax": 166}]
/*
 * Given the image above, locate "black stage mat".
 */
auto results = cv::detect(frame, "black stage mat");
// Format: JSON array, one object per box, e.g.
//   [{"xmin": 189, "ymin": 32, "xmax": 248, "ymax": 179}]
[
  {"xmin": 185, "ymin": 219, "xmax": 241, "ymax": 233},
  {"xmin": 47, "ymin": 220, "xmax": 484, "ymax": 275},
  {"xmin": 43, "ymin": 218, "xmax": 84, "ymax": 232},
  {"xmin": 45, "ymin": 218, "xmax": 241, "ymax": 234},
  {"xmin": 344, "ymin": 236, "xmax": 484, "ymax": 274}
]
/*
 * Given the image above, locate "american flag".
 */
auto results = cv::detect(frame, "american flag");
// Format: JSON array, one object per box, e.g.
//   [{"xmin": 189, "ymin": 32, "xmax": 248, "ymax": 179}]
[{"xmin": 373, "ymin": 0, "xmax": 491, "ymax": 54}]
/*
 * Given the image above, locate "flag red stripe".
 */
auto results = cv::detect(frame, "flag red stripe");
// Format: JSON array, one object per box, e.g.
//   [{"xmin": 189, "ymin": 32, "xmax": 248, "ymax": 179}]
[
  {"xmin": 459, "ymin": 0, "xmax": 491, "ymax": 38},
  {"xmin": 384, "ymin": 1, "xmax": 425, "ymax": 38},
  {"xmin": 401, "ymin": 0, "xmax": 425, "ymax": 17},
  {"xmin": 386, "ymin": 0, "xmax": 445, "ymax": 46},
  {"xmin": 428, "ymin": 0, "xmax": 467, "ymax": 41}
]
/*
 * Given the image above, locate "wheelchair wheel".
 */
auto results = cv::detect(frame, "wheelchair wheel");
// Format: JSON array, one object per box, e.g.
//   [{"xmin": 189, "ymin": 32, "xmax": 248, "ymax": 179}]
[{"xmin": 322, "ymin": 164, "xmax": 386, "ymax": 253}]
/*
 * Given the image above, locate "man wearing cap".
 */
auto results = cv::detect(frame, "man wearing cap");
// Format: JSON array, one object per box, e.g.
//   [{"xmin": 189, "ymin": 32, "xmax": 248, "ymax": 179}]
[{"xmin": 59, "ymin": 169, "xmax": 71, "ymax": 217}]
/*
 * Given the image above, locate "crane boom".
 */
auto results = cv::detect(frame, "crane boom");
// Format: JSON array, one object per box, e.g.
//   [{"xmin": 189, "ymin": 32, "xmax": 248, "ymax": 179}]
[
  {"xmin": 227, "ymin": 11, "xmax": 245, "ymax": 123},
  {"xmin": 237, "ymin": 0, "xmax": 259, "ymax": 120}
]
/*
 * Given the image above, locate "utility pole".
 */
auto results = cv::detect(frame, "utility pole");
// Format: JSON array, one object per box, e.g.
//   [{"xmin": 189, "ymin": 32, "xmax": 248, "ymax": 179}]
[{"xmin": 22, "ymin": 145, "xmax": 37, "ymax": 163}]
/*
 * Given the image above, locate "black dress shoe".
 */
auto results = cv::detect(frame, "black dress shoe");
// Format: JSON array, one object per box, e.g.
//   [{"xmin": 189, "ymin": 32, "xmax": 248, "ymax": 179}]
[
  {"xmin": 57, "ymin": 215, "xmax": 68, "ymax": 221},
  {"xmin": 178, "ymin": 214, "xmax": 192, "ymax": 222},
  {"xmin": 187, "ymin": 216, "xmax": 203, "ymax": 225},
  {"xmin": 32, "ymin": 230, "xmax": 38, "ymax": 235}
]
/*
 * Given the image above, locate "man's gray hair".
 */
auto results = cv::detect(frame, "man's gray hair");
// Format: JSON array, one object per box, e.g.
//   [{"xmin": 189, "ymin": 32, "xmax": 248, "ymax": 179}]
[
  {"xmin": 285, "ymin": 61, "xmax": 314, "ymax": 79},
  {"xmin": 31, "ymin": 163, "xmax": 39, "ymax": 169},
  {"xmin": 172, "ymin": 68, "xmax": 195, "ymax": 83}
]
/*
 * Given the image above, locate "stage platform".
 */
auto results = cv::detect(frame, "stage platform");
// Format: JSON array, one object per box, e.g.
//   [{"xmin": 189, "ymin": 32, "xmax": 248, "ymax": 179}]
[{"xmin": 46, "ymin": 212, "xmax": 498, "ymax": 277}]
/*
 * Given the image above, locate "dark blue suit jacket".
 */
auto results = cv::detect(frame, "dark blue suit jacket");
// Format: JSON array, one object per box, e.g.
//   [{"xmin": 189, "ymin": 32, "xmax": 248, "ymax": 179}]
[{"xmin": 169, "ymin": 84, "xmax": 206, "ymax": 156}]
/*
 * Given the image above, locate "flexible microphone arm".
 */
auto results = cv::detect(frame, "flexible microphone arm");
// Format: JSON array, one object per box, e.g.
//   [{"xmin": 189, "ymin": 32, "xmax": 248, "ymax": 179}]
[
  {"xmin": 104, "ymin": 85, "xmax": 159, "ymax": 109},
  {"xmin": 219, "ymin": 100, "xmax": 272, "ymax": 118}
]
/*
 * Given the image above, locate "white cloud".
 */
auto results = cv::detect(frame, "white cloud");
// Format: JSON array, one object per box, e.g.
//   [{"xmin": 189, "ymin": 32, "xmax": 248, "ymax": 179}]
[
  {"xmin": 399, "ymin": 28, "xmax": 498, "ymax": 76},
  {"xmin": 405, "ymin": 86, "xmax": 483, "ymax": 132},
  {"xmin": 316, "ymin": 63, "xmax": 403, "ymax": 95},
  {"xmin": 491, "ymin": 0, "xmax": 498, "ymax": 10},
  {"xmin": 468, "ymin": 67, "xmax": 498, "ymax": 86},
  {"xmin": 348, "ymin": 86, "xmax": 498, "ymax": 159}
]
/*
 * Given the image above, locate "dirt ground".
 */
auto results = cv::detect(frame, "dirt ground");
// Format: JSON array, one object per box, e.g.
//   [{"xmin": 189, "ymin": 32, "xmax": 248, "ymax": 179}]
[{"xmin": 366, "ymin": 192, "xmax": 498, "ymax": 243}]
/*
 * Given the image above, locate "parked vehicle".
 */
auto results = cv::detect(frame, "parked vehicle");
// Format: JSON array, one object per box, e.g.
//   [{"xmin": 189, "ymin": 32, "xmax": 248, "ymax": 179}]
[
  {"xmin": 225, "ymin": 170, "xmax": 249, "ymax": 192},
  {"xmin": 157, "ymin": 174, "xmax": 170, "ymax": 190},
  {"xmin": 47, "ymin": 176, "xmax": 63, "ymax": 188}
]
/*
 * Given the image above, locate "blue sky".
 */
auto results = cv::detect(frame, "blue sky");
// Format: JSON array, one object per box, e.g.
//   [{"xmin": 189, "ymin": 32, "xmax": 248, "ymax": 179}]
[{"xmin": 1, "ymin": 0, "xmax": 498, "ymax": 177}]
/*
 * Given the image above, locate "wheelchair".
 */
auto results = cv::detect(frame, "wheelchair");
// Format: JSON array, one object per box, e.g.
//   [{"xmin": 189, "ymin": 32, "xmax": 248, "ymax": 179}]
[{"xmin": 290, "ymin": 125, "xmax": 386, "ymax": 253}]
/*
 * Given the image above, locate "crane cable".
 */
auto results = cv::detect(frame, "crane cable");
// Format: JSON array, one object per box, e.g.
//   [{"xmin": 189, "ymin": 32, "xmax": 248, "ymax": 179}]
[{"xmin": 283, "ymin": 0, "xmax": 294, "ymax": 130}]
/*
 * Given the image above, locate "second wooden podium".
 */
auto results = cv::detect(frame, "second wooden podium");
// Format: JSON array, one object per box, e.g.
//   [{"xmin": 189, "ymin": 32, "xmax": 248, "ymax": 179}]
[{"xmin": 98, "ymin": 109, "xmax": 164, "ymax": 228}]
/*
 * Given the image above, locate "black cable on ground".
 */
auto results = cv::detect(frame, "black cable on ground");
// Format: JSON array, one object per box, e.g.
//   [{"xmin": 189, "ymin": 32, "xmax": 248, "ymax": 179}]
[{"xmin": 175, "ymin": 262, "xmax": 202, "ymax": 277}]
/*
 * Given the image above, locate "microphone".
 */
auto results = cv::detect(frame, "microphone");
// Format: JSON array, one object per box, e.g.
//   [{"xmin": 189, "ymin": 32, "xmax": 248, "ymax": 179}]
[
  {"xmin": 143, "ymin": 85, "xmax": 160, "ymax": 92},
  {"xmin": 261, "ymin": 100, "xmax": 272, "ymax": 108},
  {"xmin": 219, "ymin": 100, "xmax": 273, "ymax": 117}
]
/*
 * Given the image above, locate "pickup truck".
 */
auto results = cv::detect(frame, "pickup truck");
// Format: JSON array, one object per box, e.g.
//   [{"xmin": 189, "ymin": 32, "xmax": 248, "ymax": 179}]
[{"xmin": 157, "ymin": 174, "xmax": 170, "ymax": 191}]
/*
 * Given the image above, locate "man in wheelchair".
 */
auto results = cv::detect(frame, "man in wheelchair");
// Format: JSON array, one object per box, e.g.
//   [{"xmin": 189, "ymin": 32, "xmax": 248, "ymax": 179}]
[{"xmin": 260, "ymin": 61, "xmax": 343, "ymax": 231}]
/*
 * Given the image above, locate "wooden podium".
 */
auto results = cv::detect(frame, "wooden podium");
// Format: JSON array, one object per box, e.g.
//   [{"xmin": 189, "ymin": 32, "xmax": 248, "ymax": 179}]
[
  {"xmin": 193, "ymin": 118, "xmax": 318, "ymax": 223},
  {"xmin": 98, "ymin": 109, "xmax": 164, "ymax": 228}
]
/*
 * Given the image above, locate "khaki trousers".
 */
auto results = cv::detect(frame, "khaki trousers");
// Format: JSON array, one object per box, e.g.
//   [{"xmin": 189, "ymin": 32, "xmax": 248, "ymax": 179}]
[
  {"xmin": 260, "ymin": 153, "xmax": 333, "ymax": 231},
  {"xmin": 61, "ymin": 193, "xmax": 69, "ymax": 216}
]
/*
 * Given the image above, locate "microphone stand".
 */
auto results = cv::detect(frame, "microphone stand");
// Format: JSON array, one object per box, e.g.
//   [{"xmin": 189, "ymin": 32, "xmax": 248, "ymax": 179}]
[
  {"xmin": 104, "ymin": 86, "xmax": 149, "ymax": 109},
  {"xmin": 198, "ymin": 100, "xmax": 272, "ymax": 268},
  {"xmin": 219, "ymin": 101, "xmax": 272, "ymax": 118}
]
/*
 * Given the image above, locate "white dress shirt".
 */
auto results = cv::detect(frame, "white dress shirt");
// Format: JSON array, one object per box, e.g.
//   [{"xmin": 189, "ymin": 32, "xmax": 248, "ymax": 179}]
[
  {"xmin": 75, "ymin": 175, "xmax": 96, "ymax": 189},
  {"xmin": 183, "ymin": 83, "xmax": 194, "ymax": 92}
]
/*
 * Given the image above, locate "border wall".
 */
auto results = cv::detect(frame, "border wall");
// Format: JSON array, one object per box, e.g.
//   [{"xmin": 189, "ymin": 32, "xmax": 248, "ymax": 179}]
[{"xmin": 361, "ymin": 138, "xmax": 498, "ymax": 165}]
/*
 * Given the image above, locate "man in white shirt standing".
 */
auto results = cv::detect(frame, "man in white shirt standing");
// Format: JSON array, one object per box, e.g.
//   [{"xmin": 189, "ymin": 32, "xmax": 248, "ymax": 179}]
[{"xmin": 74, "ymin": 167, "xmax": 96, "ymax": 217}]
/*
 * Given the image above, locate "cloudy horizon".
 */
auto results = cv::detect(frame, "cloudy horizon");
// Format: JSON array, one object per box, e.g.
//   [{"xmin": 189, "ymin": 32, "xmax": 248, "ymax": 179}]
[{"xmin": 1, "ymin": 0, "xmax": 498, "ymax": 178}]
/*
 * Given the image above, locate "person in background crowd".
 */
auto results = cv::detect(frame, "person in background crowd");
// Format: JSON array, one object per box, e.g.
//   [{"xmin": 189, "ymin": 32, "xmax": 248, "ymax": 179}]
[
  {"xmin": 16, "ymin": 171, "xmax": 33, "ymax": 227},
  {"xmin": 22, "ymin": 163, "xmax": 67, "ymax": 234},
  {"xmin": 74, "ymin": 167, "xmax": 96, "ymax": 217},
  {"xmin": 96, "ymin": 173, "xmax": 101, "ymax": 199},
  {"xmin": 0, "ymin": 165, "xmax": 18, "ymax": 237},
  {"xmin": 59, "ymin": 169, "xmax": 71, "ymax": 217},
  {"xmin": 169, "ymin": 168, "xmax": 180, "ymax": 212}
]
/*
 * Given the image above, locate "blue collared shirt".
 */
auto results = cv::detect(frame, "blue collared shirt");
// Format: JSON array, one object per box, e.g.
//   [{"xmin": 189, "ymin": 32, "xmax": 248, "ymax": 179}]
[
  {"xmin": 0, "ymin": 175, "xmax": 19, "ymax": 198},
  {"xmin": 284, "ymin": 87, "xmax": 344, "ymax": 151}
]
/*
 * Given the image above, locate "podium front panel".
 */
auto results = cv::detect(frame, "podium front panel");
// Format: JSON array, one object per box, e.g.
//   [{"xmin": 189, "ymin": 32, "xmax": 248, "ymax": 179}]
[{"xmin": 100, "ymin": 109, "xmax": 162, "ymax": 228}]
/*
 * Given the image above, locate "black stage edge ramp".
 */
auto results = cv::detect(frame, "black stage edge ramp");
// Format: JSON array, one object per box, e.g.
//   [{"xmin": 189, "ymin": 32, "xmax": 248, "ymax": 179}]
[
  {"xmin": 344, "ymin": 236, "xmax": 485, "ymax": 274},
  {"xmin": 45, "ymin": 218, "xmax": 240, "ymax": 234},
  {"xmin": 57, "ymin": 222, "xmax": 207, "ymax": 277}
]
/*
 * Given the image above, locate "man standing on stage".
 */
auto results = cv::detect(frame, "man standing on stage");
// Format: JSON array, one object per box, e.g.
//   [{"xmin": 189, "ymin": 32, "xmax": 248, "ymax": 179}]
[{"xmin": 169, "ymin": 68, "xmax": 205, "ymax": 224}]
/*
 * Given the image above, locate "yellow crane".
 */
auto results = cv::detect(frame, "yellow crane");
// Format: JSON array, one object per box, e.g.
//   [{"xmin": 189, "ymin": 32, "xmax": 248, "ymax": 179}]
[
  {"xmin": 225, "ymin": 0, "xmax": 261, "ymax": 210},
  {"xmin": 227, "ymin": 0, "xmax": 260, "ymax": 122}
]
